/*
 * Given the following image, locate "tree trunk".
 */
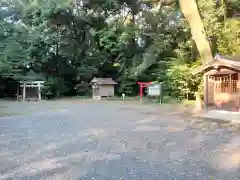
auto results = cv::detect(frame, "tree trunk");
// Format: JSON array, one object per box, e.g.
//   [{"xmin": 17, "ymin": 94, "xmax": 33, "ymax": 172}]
[{"xmin": 179, "ymin": 0, "xmax": 213, "ymax": 64}]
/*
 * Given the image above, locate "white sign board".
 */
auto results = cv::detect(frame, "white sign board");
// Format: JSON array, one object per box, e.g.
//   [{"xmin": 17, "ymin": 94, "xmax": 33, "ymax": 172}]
[{"xmin": 148, "ymin": 84, "xmax": 161, "ymax": 96}]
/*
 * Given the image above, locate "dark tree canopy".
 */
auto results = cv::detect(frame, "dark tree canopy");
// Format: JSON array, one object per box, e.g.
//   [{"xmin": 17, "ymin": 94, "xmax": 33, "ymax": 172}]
[{"xmin": 0, "ymin": 0, "xmax": 239, "ymax": 99}]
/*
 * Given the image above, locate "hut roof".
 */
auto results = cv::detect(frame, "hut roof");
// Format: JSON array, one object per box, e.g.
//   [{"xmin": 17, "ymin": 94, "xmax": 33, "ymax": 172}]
[
  {"xmin": 194, "ymin": 54, "xmax": 240, "ymax": 74},
  {"xmin": 90, "ymin": 78, "xmax": 117, "ymax": 85}
]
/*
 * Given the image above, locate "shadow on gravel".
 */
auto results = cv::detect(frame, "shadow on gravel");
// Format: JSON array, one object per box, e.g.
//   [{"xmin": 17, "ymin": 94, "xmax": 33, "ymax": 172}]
[{"xmin": 0, "ymin": 101, "xmax": 239, "ymax": 179}]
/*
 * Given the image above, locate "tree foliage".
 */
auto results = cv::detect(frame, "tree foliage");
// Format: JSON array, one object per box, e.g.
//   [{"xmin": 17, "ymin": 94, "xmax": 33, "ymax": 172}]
[{"xmin": 0, "ymin": 0, "xmax": 239, "ymax": 99}]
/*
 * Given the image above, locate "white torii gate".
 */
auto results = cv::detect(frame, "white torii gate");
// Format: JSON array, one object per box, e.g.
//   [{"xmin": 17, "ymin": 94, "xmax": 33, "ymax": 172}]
[{"xmin": 20, "ymin": 81, "xmax": 44, "ymax": 101}]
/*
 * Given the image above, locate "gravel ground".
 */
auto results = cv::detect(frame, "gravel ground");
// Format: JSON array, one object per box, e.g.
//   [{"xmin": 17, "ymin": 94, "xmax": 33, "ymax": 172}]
[{"xmin": 0, "ymin": 100, "xmax": 239, "ymax": 180}]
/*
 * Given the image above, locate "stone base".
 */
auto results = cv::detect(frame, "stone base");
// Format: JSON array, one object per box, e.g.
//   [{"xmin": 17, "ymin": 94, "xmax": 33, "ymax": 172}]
[{"xmin": 194, "ymin": 110, "xmax": 240, "ymax": 124}]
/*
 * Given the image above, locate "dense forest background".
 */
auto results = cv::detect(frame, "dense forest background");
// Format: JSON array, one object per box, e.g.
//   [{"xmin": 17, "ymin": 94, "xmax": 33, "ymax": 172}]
[{"xmin": 0, "ymin": 0, "xmax": 239, "ymax": 99}]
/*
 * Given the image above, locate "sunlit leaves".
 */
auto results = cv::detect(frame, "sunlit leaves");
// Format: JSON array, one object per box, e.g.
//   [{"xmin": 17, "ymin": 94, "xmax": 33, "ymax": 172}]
[{"xmin": 0, "ymin": 0, "xmax": 239, "ymax": 98}]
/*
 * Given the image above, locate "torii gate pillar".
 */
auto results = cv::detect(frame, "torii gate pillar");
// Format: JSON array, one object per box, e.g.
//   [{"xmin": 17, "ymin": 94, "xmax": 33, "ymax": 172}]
[{"xmin": 137, "ymin": 82, "xmax": 152, "ymax": 101}]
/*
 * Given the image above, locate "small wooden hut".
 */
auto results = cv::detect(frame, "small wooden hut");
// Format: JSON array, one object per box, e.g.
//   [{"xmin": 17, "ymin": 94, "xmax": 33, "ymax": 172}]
[
  {"xmin": 90, "ymin": 78, "xmax": 117, "ymax": 100},
  {"xmin": 197, "ymin": 54, "xmax": 240, "ymax": 111}
]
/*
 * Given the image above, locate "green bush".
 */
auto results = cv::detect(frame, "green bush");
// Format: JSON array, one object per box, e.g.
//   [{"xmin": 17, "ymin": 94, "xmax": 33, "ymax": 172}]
[
  {"xmin": 41, "ymin": 79, "xmax": 73, "ymax": 99},
  {"xmin": 166, "ymin": 63, "xmax": 202, "ymax": 101}
]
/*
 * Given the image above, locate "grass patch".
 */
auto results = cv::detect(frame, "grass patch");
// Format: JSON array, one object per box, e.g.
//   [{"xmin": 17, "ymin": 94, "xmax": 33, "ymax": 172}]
[
  {"xmin": 58, "ymin": 96, "xmax": 195, "ymax": 107},
  {"xmin": 101, "ymin": 96, "xmax": 179, "ymax": 105},
  {"xmin": 75, "ymin": 96, "xmax": 92, "ymax": 100},
  {"xmin": 162, "ymin": 96, "xmax": 178, "ymax": 104},
  {"xmin": 181, "ymin": 100, "xmax": 196, "ymax": 105},
  {"xmin": 0, "ymin": 112, "xmax": 23, "ymax": 117},
  {"xmin": 104, "ymin": 96, "xmax": 140, "ymax": 101}
]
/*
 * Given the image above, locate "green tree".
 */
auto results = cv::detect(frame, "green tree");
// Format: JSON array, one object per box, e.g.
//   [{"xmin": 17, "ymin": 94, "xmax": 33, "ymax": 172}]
[{"xmin": 0, "ymin": 0, "xmax": 239, "ymax": 99}]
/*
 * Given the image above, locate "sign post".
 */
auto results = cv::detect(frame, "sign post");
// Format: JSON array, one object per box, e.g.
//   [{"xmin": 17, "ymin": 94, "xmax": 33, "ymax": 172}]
[
  {"xmin": 147, "ymin": 82, "xmax": 164, "ymax": 104},
  {"xmin": 159, "ymin": 82, "xmax": 163, "ymax": 104}
]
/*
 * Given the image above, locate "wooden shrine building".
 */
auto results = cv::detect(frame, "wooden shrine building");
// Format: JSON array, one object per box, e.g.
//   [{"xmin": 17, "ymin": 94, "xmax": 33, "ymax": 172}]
[
  {"xmin": 197, "ymin": 54, "xmax": 240, "ymax": 111},
  {"xmin": 90, "ymin": 78, "xmax": 117, "ymax": 100}
]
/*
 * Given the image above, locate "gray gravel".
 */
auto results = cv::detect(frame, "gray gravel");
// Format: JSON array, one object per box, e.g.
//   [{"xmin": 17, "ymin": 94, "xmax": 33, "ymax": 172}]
[{"xmin": 0, "ymin": 100, "xmax": 239, "ymax": 180}]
